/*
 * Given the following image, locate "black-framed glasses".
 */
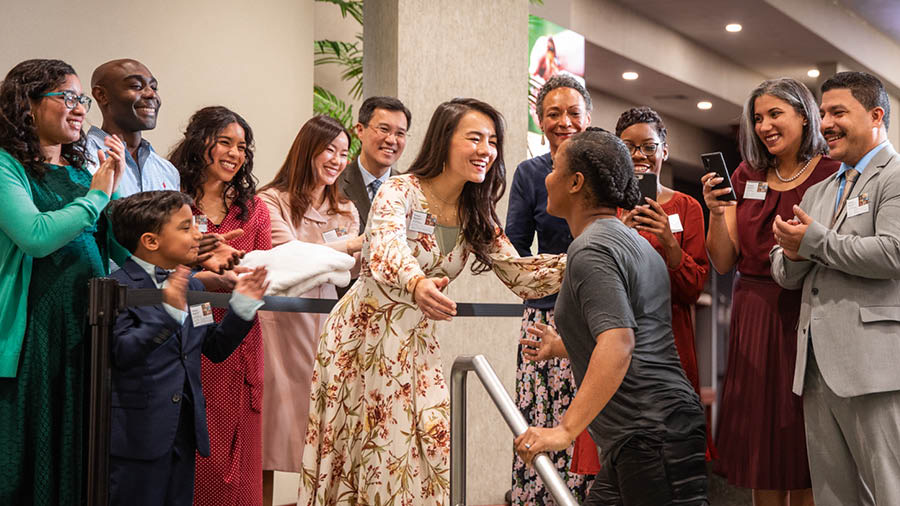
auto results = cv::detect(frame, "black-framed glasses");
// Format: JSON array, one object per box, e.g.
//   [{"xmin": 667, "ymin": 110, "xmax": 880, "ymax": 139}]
[
  {"xmin": 623, "ymin": 142, "xmax": 661, "ymax": 156},
  {"xmin": 367, "ymin": 123, "xmax": 408, "ymax": 141},
  {"xmin": 41, "ymin": 91, "xmax": 92, "ymax": 113}
]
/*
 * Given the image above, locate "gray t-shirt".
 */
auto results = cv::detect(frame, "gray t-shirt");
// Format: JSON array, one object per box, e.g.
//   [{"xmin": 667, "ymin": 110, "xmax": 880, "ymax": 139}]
[{"xmin": 554, "ymin": 217, "xmax": 703, "ymax": 457}]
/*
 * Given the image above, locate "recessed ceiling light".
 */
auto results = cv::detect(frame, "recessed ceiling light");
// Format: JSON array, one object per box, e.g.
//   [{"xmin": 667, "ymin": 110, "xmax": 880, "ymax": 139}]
[
  {"xmin": 725, "ymin": 23, "xmax": 742, "ymax": 33},
  {"xmin": 807, "ymin": 68, "xmax": 821, "ymax": 78},
  {"xmin": 697, "ymin": 101, "xmax": 713, "ymax": 110},
  {"xmin": 622, "ymin": 72, "xmax": 639, "ymax": 80}
]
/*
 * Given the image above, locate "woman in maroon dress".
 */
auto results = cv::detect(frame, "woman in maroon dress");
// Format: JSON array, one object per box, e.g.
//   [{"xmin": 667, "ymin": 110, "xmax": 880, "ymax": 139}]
[
  {"xmin": 170, "ymin": 106, "xmax": 272, "ymax": 506},
  {"xmin": 702, "ymin": 78, "xmax": 839, "ymax": 506}
]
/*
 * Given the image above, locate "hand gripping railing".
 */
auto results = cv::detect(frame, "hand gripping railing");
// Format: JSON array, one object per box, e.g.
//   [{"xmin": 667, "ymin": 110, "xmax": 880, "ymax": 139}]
[{"xmin": 450, "ymin": 355, "xmax": 579, "ymax": 506}]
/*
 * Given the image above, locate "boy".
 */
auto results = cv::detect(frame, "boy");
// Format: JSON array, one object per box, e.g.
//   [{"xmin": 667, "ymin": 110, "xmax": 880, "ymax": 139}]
[{"xmin": 106, "ymin": 191, "xmax": 268, "ymax": 506}]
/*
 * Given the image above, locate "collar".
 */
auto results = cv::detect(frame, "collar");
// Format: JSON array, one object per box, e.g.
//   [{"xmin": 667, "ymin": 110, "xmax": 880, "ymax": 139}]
[
  {"xmin": 837, "ymin": 140, "xmax": 889, "ymax": 178},
  {"xmin": 131, "ymin": 255, "xmax": 168, "ymax": 288},
  {"xmin": 88, "ymin": 125, "xmax": 154, "ymax": 154},
  {"xmin": 358, "ymin": 157, "xmax": 391, "ymax": 187}
]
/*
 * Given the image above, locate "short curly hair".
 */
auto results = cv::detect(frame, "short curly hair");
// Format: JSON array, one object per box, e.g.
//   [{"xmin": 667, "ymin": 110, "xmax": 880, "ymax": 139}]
[
  {"xmin": 564, "ymin": 127, "xmax": 640, "ymax": 210},
  {"xmin": 0, "ymin": 59, "xmax": 88, "ymax": 178},
  {"xmin": 535, "ymin": 73, "xmax": 592, "ymax": 121},
  {"xmin": 615, "ymin": 106, "xmax": 667, "ymax": 144}
]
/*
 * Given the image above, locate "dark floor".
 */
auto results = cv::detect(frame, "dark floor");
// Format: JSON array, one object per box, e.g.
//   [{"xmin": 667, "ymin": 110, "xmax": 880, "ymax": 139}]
[{"xmin": 707, "ymin": 463, "xmax": 752, "ymax": 505}]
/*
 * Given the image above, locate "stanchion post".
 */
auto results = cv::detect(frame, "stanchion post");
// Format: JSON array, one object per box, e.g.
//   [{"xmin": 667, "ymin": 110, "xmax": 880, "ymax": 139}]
[
  {"xmin": 86, "ymin": 278, "xmax": 125, "ymax": 506},
  {"xmin": 450, "ymin": 358, "xmax": 471, "ymax": 506}
]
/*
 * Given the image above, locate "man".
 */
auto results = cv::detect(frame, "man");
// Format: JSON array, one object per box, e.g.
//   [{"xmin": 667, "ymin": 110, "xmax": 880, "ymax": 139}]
[
  {"xmin": 338, "ymin": 96, "xmax": 411, "ymax": 231},
  {"xmin": 87, "ymin": 59, "xmax": 180, "ymax": 196},
  {"xmin": 770, "ymin": 71, "xmax": 900, "ymax": 504}
]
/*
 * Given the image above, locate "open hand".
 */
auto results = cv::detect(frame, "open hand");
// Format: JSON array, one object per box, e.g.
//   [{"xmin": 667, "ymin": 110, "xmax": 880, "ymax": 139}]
[
  {"xmin": 234, "ymin": 266, "xmax": 269, "ymax": 300},
  {"xmin": 161, "ymin": 265, "xmax": 190, "ymax": 310},
  {"xmin": 90, "ymin": 135, "xmax": 126, "ymax": 196},
  {"xmin": 414, "ymin": 276, "xmax": 456, "ymax": 321},
  {"xmin": 521, "ymin": 322, "xmax": 566, "ymax": 361},
  {"xmin": 196, "ymin": 229, "xmax": 246, "ymax": 273}
]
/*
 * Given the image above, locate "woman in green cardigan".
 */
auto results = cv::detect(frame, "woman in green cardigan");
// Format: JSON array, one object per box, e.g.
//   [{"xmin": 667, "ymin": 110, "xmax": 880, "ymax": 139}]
[{"xmin": 0, "ymin": 59, "xmax": 126, "ymax": 505}]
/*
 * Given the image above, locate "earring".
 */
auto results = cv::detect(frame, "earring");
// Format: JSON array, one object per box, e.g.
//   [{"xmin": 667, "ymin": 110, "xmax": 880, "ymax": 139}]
[{"xmin": 541, "ymin": 133, "xmax": 546, "ymax": 146}]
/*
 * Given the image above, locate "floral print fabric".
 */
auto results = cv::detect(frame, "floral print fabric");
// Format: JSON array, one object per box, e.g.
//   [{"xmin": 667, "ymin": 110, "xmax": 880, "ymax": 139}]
[{"xmin": 299, "ymin": 174, "xmax": 565, "ymax": 506}]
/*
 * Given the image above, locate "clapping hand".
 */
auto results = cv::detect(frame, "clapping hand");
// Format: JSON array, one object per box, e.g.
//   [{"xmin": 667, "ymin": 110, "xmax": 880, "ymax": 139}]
[
  {"xmin": 89, "ymin": 135, "xmax": 127, "ymax": 197},
  {"xmin": 773, "ymin": 205, "xmax": 812, "ymax": 261},
  {"xmin": 161, "ymin": 265, "xmax": 191, "ymax": 311},
  {"xmin": 196, "ymin": 229, "xmax": 246, "ymax": 273},
  {"xmin": 234, "ymin": 266, "xmax": 269, "ymax": 300}
]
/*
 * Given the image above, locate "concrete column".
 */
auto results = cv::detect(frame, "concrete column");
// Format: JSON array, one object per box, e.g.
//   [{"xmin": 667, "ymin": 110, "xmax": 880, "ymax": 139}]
[{"xmin": 364, "ymin": 2, "xmax": 530, "ymax": 504}]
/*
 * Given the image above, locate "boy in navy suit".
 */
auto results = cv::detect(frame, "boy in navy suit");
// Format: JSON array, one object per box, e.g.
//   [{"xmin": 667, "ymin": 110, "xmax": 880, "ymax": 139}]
[{"xmin": 106, "ymin": 191, "xmax": 268, "ymax": 506}]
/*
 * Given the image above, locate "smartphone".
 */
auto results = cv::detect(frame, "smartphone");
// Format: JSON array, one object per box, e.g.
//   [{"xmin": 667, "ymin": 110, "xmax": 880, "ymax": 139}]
[
  {"xmin": 701, "ymin": 152, "xmax": 738, "ymax": 202},
  {"xmin": 636, "ymin": 172, "xmax": 658, "ymax": 202}
]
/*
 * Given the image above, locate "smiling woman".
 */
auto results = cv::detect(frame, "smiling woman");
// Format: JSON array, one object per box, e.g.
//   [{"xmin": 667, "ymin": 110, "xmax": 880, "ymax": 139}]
[{"xmin": 169, "ymin": 106, "xmax": 273, "ymax": 506}]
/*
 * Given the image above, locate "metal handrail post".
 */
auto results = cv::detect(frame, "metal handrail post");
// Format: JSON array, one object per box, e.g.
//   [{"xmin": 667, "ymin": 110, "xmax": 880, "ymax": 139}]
[
  {"xmin": 450, "ymin": 355, "xmax": 578, "ymax": 506},
  {"xmin": 86, "ymin": 278, "xmax": 125, "ymax": 506}
]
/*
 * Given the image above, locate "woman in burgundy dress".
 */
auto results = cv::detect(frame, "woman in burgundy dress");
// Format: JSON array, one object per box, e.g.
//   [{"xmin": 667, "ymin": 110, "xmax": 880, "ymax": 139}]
[
  {"xmin": 702, "ymin": 78, "xmax": 839, "ymax": 506},
  {"xmin": 170, "ymin": 106, "xmax": 272, "ymax": 506}
]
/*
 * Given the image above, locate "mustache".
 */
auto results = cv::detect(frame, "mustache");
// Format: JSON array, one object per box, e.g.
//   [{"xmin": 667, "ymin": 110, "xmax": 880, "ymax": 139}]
[{"xmin": 822, "ymin": 127, "xmax": 843, "ymax": 137}]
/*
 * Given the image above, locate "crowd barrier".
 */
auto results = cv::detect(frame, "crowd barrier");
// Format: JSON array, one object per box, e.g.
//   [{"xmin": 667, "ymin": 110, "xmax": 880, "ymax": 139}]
[{"xmin": 85, "ymin": 277, "xmax": 530, "ymax": 505}]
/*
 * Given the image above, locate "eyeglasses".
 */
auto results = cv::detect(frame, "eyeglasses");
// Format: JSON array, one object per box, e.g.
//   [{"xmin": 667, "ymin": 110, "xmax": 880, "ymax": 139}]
[
  {"xmin": 623, "ymin": 142, "xmax": 661, "ymax": 156},
  {"xmin": 41, "ymin": 91, "xmax": 92, "ymax": 113},
  {"xmin": 367, "ymin": 123, "xmax": 407, "ymax": 141}
]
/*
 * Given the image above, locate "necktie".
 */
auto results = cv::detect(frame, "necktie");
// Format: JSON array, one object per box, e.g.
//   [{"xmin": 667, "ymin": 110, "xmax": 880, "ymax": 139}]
[
  {"xmin": 368, "ymin": 179, "xmax": 382, "ymax": 202},
  {"xmin": 831, "ymin": 168, "xmax": 859, "ymax": 226},
  {"xmin": 154, "ymin": 266, "xmax": 171, "ymax": 284}
]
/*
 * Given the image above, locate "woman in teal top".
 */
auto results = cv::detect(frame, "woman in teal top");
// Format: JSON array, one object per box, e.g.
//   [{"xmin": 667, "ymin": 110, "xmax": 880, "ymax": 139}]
[{"xmin": 0, "ymin": 59, "xmax": 126, "ymax": 505}]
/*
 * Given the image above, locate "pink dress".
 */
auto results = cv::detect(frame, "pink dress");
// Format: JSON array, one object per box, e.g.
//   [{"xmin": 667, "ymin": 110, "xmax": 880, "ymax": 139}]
[
  {"xmin": 257, "ymin": 188, "xmax": 359, "ymax": 472},
  {"xmin": 192, "ymin": 197, "xmax": 272, "ymax": 506}
]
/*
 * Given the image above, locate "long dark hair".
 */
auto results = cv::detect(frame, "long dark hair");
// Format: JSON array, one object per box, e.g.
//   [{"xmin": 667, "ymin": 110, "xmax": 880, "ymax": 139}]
[
  {"xmin": 407, "ymin": 98, "xmax": 506, "ymax": 274},
  {"xmin": 259, "ymin": 115, "xmax": 352, "ymax": 223},
  {"xmin": 0, "ymin": 59, "xmax": 88, "ymax": 178},
  {"xmin": 169, "ymin": 106, "xmax": 257, "ymax": 221}
]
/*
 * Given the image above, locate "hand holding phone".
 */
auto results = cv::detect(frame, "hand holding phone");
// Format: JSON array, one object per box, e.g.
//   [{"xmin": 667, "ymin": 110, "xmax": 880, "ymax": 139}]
[
  {"xmin": 636, "ymin": 172, "xmax": 658, "ymax": 203},
  {"xmin": 701, "ymin": 152, "xmax": 737, "ymax": 202}
]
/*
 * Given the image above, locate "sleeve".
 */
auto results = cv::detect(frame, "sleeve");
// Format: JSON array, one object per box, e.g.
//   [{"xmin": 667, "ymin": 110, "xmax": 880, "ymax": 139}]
[
  {"xmin": 668, "ymin": 196, "xmax": 710, "ymax": 305},
  {"xmin": 252, "ymin": 197, "xmax": 273, "ymax": 251},
  {"xmin": 489, "ymin": 229, "xmax": 566, "ymax": 300},
  {"xmin": 505, "ymin": 163, "xmax": 536, "ymax": 257},
  {"xmin": 0, "ymin": 155, "xmax": 110, "ymax": 258},
  {"xmin": 573, "ymin": 246, "xmax": 637, "ymax": 339},
  {"xmin": 366, "ymin": 177, "xmax": 426, "ymax": 291},
  {"xmin": 259, "ymin": 190, "xmax": 296, "ymax": 247}
]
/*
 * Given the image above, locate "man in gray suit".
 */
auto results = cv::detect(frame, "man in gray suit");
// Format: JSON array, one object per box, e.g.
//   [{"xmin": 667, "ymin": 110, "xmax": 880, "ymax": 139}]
[
  {"xmin": 770, "ymin": 71, "xmax": 900, "ymax": 505},
  {"xmin": 338, "ymin": 96, "xmax": 411, "ymax": 231}
]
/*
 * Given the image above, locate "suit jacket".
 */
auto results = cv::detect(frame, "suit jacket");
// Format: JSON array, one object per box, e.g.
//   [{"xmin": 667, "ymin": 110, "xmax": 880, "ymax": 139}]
[
  {"xmin": 771, "ymin": 143, "xmax": 900, "ymax": 397},
  {"xmin": 337, "ymin": 158, "xmax": 397, "ymax": 234},
  {"xmin": 109, "ymin": 258, "xmax": 254, "ymax": 460}
]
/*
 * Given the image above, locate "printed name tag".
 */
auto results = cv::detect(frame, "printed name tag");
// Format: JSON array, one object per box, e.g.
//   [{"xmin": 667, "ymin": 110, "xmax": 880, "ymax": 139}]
[
  {"xmin": 408, "ymin": 210, "xmax": 436, "ymax": 235},
  {"xmin": 743, "ymin": 181, "xmax": 768, "ymax": 200},
  {"xmin": 195, "ymin": 215, "xmax": 209, "ymax": 233},
  {"xmin": 190, "ymin": 302, "xmax": 214, "ymax": 327},
  {"xmin": 322, "ymin": 227, "xmax": 347, "ymax": 243},
  {"xmin": 847, "ymin": 193, "xmax": 870, "ymax": 217},
  {"xmin": 668, "ymin": 214, "xmax": 684, "ymax": 233}
]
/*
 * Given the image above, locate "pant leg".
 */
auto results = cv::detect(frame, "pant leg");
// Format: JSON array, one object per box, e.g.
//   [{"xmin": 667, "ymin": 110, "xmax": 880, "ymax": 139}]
[
  {"xmin": 611, "ymin": 436, "xmax": 674, "ymax": 506},
  {"xmin": 661, "ymin": 426, "xmax": 708, "ymax": 505},
  {"xmin": 109, "ymin": 453, "xmax": 173, "ymax": 506},
  {"xmin": 803, "ymin": 351, "xmax": 873, "ymax": 506},
  {"xmin": 165, "ymin": 397, "xmax": 197, "ymax": 506},
  {"xmin": 583, "ymin": 449, "xmax": 623, "ymax": 506}
]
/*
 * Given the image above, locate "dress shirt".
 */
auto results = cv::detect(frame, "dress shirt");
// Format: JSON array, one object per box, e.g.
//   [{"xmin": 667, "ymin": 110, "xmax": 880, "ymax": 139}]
[
  {"xmin": 85, "ymin": 126, "xmax": 181, "ymax": 197},
  {"xmin": 358, "ymin": 158, "xmax": 391, "ymax": 201},
  {"xmin": 130, "ymin": 255, "xmax": 262, "ymax": 322},
  {"xmin": 833, "ymin": 141, "xmax": 888, "ymax": 214}
]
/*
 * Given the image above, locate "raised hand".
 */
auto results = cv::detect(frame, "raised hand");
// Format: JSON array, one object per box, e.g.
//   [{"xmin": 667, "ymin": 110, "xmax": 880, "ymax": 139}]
[
  {"xmin": 234, "ymin": 266, "xmax": 269, "ymax": 300},
  {"xmin": 90, "ymin": 135, "xmax": 126, "ymax": 197},
  {"xmin": 161, "ymin": 265, "xmax": 190, "ymax": 311},
  {"xmin": 700, "ymin": 171, "xmax": 737, "ymax": 215},
  {"xmin": 196, "ymin": 229, "xmax": 246, "ymax": 273},
  {"xmin": 413, "ymin": 276, "xmax": 457, "ymax": 321},
  {"xmin": 521, "ymin": 322, "xmax": 567, "ymax": 362}
]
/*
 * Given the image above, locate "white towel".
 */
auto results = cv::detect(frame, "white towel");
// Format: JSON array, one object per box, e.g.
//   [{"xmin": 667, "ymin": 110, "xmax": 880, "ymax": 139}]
[{"xmin": 239, "ymin": 240, "xmax": 355, "ymax": 297}]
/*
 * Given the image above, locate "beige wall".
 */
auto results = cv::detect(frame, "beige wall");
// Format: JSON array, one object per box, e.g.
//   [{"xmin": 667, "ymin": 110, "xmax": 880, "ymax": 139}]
[{"xmin": 0, "ymin": 0, "xmax": 314, "ymax": 187}]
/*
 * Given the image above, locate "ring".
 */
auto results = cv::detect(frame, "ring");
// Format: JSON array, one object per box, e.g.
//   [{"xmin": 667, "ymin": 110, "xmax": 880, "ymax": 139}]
[{"xmin": 524, "ymin": 443, "xmax": 531, "ymax": 449}]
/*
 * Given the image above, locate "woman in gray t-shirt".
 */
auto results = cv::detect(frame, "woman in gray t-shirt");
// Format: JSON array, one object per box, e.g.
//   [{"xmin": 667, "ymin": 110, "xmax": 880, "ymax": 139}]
[{"xmin": 514, "ymin": 128, "xmax": 708, "ymax": 505}]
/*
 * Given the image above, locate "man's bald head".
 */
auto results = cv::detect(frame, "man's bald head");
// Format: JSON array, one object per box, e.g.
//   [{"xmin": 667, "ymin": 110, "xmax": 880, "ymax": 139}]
[{"xmin": 91, "ymin": 59, "xmax": 160, "ymax": 133}]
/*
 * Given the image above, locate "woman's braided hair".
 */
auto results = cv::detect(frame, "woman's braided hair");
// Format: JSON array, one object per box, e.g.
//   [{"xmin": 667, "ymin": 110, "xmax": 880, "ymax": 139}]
[{"xmin": 565, "ymin": 126, "xmax": 640, "ymax": 210}]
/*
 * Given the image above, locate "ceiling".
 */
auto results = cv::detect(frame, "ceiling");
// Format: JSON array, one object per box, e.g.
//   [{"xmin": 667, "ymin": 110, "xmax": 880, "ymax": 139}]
[{"xmin": 843, "ymin": 0, "xmax": 900, "ymax": 44}]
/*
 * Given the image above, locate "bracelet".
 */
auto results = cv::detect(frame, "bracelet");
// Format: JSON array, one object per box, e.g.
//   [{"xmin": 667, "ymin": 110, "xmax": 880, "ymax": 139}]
[{"xmin": 407, "ymin": 275, "xmax": 425, "ymax": 300}]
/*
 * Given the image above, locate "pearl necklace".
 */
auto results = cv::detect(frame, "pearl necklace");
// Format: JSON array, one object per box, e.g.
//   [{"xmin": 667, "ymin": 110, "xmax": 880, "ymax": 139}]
[{"xmin": 774, "ymin": 158, "xmax": 812, "ymax": 183}]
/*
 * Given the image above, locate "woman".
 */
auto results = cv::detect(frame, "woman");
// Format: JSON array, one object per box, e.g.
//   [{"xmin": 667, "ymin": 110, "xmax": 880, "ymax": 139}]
[
  {"xmin": 703, "ymin": 78, "xmax": 838, "ymax": 506},
  {"xmin": 0, "ymin": 59, "xmax": 126, "ymax": 504},
  {"xmin": 256, "ymin": 115, "xmax": 362, "ymax": 505},
  {"xmin": 515, "ymin": 128, "xmax": 708, "ymax": 505},
  {"xmin": 298, "ymin": 98, "xmax": 566, "ymax": 506},
  {"xmin": 506, "ymin": 73, "xmax": 593, "ymax": 502},
  {"xmin": 169, "ymin": 106, "xmax": 272, "ymax": 506}
]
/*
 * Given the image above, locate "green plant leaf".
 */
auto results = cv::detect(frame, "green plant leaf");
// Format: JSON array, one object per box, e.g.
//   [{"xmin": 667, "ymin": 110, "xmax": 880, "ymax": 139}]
[{"xmin": 312, "ymin": 86, "xmax": 362, "ymax": 159}]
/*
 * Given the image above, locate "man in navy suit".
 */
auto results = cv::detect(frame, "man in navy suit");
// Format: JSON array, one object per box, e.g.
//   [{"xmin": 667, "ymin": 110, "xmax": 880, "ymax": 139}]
[{"xmin": 107, "ymin": 191, "xmax": 268, "ymax": 506}]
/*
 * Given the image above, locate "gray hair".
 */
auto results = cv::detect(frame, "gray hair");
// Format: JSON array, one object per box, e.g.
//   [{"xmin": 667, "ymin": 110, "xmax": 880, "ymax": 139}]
[
  {"xmin": 738, "ymin": 78, "xmax": 827, "ymax": 171},
  {"xmin": 535, "ymin": 73, "xmax": 592, "ymax": 121}
]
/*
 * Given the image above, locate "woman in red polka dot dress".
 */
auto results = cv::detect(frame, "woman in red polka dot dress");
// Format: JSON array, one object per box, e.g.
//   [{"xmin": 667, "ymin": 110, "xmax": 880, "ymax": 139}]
[{"xmin": 169, "ymin": 106, "xmax": 272, "ymax": 506}]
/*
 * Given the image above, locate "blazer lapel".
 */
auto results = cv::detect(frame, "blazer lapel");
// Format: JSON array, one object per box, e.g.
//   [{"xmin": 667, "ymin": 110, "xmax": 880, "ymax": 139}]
[{"xmin": 833, "ymin": 146, "xmax": 896, "ymax": 229}]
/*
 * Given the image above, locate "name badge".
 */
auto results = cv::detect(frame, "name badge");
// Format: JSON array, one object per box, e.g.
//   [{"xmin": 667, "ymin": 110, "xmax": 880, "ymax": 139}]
[
  {"xmin": 408, "ymin": 210, "xmax": 436, "ymax": 235},
  {"xmin": 846, "ymin": 193, "xmax": 870, "ymax": 217},
  {"xmin": 668, "ymin": 214, "xmax": 684, "ymax": 233},
  {"xmin": 322, "ymin": 227, "xmax": 347, "ymax": 243},
  {"xmin": 195, "ymin": 215, "xmax": 209, "ymax": 233},
  {"xmin": 189, "ymin": 302, "xmax": 214, "ymax": 327},
  {"xmin": 743, "ymin": 181, "xmax": 768, "ymax": 200}
]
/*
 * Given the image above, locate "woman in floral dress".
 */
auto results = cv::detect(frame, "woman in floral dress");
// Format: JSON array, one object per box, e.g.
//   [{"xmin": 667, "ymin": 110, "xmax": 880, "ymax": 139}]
[{"xmin": 298, "ymin": 98, "xmax": 565, "ymax": 506}]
